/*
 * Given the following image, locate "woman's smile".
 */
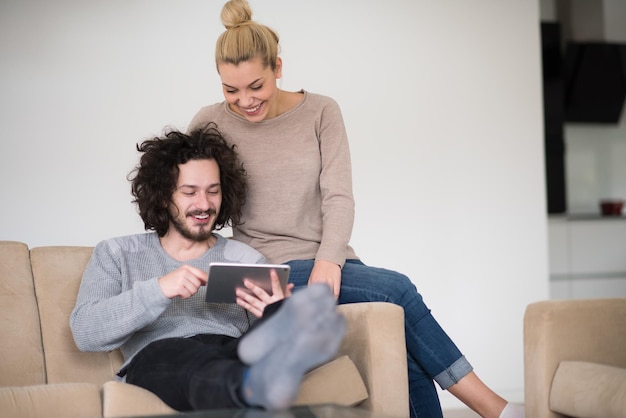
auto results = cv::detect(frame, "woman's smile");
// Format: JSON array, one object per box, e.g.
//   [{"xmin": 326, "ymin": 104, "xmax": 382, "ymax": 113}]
[{"xmin": 240, "ymin": 101, "xmax": 264, "ymax": 115}]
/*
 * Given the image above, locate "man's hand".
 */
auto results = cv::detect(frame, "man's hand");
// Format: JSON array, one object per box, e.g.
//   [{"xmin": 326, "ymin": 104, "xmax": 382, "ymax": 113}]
[
  {"xmin": 236, "ymin": 269, "xmax": 294, "ymax": 318},
  {"xmin": 158, "ymin": 265, "xmax": 208, "ymax": 299},
  {"xmin": 308, "ymin": 259, "xmax": 341, "ymax": 299}
]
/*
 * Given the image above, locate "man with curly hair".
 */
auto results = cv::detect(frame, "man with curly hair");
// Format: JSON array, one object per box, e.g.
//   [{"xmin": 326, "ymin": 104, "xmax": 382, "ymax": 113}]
[{"xmin": 70, "ymin": 123, "xmax": 346, "ymax": 412}]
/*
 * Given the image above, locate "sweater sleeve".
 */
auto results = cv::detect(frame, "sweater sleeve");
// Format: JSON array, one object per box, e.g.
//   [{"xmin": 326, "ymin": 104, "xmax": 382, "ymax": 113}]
[
  {"xmin": 315, "ymin": 98, "xmax": 355, "ymax": 267},
  {"xmin": 70, "ymin": 241, "xmax": 171, "ymax": 352}
]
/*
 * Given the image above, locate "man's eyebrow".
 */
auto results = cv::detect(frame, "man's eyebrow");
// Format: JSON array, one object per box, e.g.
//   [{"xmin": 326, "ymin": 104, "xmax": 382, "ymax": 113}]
[{"xmin": 178, "ymin": 183, "xmax": 221, "ymax": 189}]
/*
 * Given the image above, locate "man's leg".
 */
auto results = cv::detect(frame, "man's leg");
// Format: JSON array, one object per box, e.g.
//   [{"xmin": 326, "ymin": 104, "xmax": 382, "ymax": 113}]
[
  {"xmin": 125, "ymin": 334, "xmax": 247, "ymax": 411},
  {"xmin": 239, "ymin": 283, "xmax": 346, "ymax": 410},
  {"xmin": 126, "ymin": 284, "xmax": 344, "ymax": 412}
]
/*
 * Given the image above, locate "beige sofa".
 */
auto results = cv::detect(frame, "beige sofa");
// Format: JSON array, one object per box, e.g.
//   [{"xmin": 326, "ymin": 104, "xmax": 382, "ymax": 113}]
[
  {"xmin": 524, "ymin": 298, "xmax": 626, "ymax": 418},
  {"xmin": 0, "ymin": 241, "xmax": 409, "ymax": 418}
]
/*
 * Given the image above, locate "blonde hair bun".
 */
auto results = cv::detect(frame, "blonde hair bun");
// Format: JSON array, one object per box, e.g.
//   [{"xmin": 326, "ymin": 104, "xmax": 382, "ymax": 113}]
[
  {"xmin": 216, "ymin": 0, "xmax": 279, "ymax": 69},
  {"xmin": 221, "ymin": 0, "xmax": 253, "ymax": 29}
]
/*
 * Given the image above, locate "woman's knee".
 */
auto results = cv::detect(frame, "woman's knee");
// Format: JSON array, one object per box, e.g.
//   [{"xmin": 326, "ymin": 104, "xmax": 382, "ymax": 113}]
[{"xmin": 340, "ymin": 265, "xmax": 423, "ymax": 304}]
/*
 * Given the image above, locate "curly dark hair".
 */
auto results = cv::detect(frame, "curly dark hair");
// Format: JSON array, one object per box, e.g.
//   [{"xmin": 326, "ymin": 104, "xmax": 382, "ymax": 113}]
[{"xmin": 128, "ymin": 123, "xmax": 248, "ymax": 236}]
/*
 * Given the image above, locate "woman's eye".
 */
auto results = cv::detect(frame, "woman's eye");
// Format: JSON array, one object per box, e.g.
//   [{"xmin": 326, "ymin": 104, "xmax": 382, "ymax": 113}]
[{"xmin": 251, "ymin": 85, "xmax": 262, "ymax": 90}]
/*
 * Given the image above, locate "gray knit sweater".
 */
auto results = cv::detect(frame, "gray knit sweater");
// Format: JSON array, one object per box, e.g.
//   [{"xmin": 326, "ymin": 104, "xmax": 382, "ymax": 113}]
[
  {"xmin": 70, "ymin": 233, "xmax": 265, "ymax": 370},
  {"xmin": 189, "ymin": 91, "xmax": 358, "ymax": 266}
]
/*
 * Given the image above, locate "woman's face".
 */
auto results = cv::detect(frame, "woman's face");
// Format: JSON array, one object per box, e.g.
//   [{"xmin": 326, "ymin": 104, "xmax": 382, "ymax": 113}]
[{"xmin": 218, "ymin": 56, "xmax": 282, "ymax": 122}]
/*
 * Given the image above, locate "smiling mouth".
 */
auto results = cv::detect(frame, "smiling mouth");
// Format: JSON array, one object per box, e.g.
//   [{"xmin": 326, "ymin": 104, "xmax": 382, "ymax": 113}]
[
  {"xmin": 189, "ymin": 211, "xmax": 214, "ymax": 223},
  {"xmin": 242, "ymin": 102, "xmax": 263, "ymax": 114}
]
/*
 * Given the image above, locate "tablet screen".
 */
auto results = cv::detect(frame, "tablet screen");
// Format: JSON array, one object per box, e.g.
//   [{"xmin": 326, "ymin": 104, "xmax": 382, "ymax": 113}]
[{"xmin": 205, "ymin": 262, "xmax": 290, "ymax": 303}]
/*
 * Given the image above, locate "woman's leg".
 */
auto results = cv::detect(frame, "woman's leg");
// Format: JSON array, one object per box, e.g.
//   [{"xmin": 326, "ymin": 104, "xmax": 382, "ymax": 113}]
[
  {"xmin": 406, "ymin": 352, "xmax": 444, "ymax": 417},
  {"xmin": 288, "ymin": 260, "xmax": 446, "ymax": 417},
  {"xmin": 447, "ymin": 372, "xmax": 507, "ymax": 418},
  {"xmin": 287, "ymin": 259, "xmax": 515, "ymax": 418}
]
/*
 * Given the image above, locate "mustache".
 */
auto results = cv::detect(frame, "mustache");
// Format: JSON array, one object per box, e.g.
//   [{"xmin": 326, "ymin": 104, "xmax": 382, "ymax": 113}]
[{"xmin": 187, "ymin": 209, "xmax": 217, "ymax": 217}]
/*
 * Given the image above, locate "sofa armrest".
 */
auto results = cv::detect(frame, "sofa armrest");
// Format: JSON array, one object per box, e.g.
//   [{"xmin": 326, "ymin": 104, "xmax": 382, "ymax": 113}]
[
  {"xmin": 524, "ymin": 298, "xmax": 626, "ymax": 418},
  {"xmin": 336, "ymin": 302, "xmax": 408, "ymax": 418}
]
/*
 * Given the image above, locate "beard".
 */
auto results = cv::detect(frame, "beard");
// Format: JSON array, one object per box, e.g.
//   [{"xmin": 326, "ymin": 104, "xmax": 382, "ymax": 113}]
[{"xmin": 170, "ymin": 209, "xmax": 216, "ymax": 242}]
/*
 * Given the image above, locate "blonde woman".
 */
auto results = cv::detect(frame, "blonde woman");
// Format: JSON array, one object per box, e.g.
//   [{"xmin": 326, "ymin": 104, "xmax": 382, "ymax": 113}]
[{"xmin": 189, "ymin": 1, "xmax": 524, "ymax": 417}]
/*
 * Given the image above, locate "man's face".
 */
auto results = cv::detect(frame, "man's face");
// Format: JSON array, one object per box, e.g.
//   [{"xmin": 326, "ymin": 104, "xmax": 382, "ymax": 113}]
[{"xmin": 168, "ymin": 159, "xmax": 222, "ymax": 242}]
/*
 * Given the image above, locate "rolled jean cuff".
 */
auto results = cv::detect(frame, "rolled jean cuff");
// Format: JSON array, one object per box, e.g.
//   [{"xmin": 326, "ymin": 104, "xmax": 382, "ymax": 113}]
[{"xmin": 433, "ymin": 355, "xmax": 473, "ymax": 390}]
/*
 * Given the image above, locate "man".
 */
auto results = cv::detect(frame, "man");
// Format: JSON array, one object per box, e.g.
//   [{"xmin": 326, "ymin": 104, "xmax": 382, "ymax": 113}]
[{"xmin": 70, "ymin": 123, "xmax": 346, "ymax": 412}]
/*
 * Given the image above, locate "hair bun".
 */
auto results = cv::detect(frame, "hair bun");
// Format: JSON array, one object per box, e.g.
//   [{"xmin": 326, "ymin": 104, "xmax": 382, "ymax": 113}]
[{"xmin": 221, "ymin": 0, "xmax": 253, "ymax": 29}]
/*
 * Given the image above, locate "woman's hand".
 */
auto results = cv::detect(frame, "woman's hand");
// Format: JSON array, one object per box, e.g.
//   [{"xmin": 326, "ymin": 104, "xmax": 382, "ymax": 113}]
[
  {"xmin": 236, "ymin": 269, "xmax": 294, "ymax": 318},
  {"xmin": 308, "ymin": 259, "xmax": 341, "ymax": 299}
]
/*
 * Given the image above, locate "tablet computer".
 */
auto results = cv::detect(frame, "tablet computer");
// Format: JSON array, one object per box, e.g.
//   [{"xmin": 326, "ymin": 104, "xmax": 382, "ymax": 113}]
[{"xmin": 205, "ymin": 262, "xmax": 291, "ymax": 303}]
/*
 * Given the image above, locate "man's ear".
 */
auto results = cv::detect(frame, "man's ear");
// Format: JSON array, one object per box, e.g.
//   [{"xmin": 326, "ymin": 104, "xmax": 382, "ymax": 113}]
[{"xmin": 274, "ymin": 57, "xmax": 283, "ymax": 79}]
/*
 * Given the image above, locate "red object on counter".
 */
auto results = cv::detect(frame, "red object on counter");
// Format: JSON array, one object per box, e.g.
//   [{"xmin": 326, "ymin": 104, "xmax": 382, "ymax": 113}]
[{"xmin": 600, "ymin": 199, "xmax": 624, "ymax": 216}]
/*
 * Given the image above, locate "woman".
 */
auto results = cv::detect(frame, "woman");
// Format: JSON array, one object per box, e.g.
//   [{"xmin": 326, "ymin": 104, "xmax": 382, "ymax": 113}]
[{"xmin": 189, "ymin": 1, "xmax": 524, "ymax": 417}]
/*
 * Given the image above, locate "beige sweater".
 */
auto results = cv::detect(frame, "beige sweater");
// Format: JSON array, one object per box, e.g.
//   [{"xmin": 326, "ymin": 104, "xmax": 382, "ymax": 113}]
[{"xmin": 189, "ymin": 91, "xmax": 358, "ymax": 266}]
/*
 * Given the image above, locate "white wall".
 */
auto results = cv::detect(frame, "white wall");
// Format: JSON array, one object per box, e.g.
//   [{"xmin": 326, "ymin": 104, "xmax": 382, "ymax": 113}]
[{"xmin": 0, "ymin": 0, "xmax": 547, "ymax": 409}]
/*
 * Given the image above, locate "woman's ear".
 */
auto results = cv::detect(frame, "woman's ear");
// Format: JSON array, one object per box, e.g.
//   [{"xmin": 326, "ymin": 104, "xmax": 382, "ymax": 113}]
[{"xmin": 274, "ymin": 57, "xmax": 283, "ymax": 79}]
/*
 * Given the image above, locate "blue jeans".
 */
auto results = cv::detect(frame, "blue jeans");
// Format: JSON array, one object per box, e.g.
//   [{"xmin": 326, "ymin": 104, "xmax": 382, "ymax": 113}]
[{"xmin": 287, "ymin": 259, "xmax": 473, "ymax": 418}]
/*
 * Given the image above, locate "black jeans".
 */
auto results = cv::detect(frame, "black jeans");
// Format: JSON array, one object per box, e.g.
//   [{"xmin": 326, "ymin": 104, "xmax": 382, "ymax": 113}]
[{"xmin": 124, "ymin": 301, "xmax": 285, "ymax": 411}]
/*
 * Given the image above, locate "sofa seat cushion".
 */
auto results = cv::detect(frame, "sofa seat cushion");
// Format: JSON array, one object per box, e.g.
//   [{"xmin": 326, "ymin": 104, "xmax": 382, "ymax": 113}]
[
  {"xmin": 550, "ymin": 360, "xmax": 626, "ymax": 418},
  {"xmin": 102, "ymin": 381, "xmax": 177, "ymax": 418},
  {"xmin": 0, "ymin": 382, "xmax": 102, "ymax": 418}
]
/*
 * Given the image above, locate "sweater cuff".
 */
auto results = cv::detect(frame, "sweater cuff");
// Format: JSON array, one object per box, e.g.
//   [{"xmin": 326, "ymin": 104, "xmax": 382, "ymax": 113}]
[{"xmin": 135, "ymin": 278, "xmax": 170, "ymax": 316}]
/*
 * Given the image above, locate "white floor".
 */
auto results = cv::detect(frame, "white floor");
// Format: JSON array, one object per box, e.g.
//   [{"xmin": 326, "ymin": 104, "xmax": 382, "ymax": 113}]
[{"xmin": 443, "ymin": 408, "xmax": 480, "ymax": 418}]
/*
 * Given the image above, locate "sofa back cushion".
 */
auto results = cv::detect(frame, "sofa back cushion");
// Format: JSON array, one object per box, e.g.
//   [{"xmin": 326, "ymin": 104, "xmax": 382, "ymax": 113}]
[
  {"xmin": 0, "ymin": 241, "xmax": 46, "ymax": 386},
  {"xmin": 30, "ymin": 246, "xmax": 123, "ymax": 385}
]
